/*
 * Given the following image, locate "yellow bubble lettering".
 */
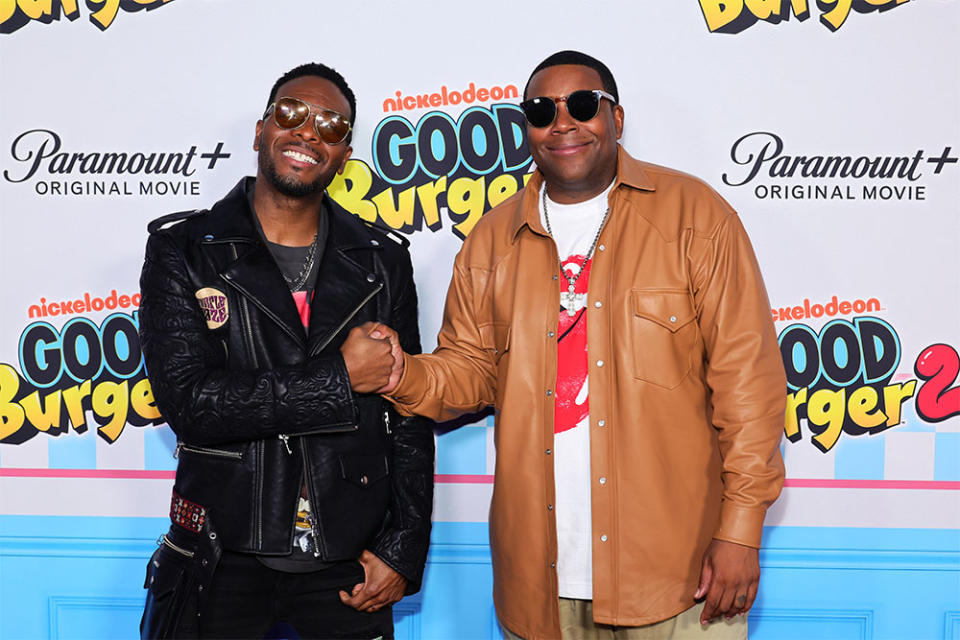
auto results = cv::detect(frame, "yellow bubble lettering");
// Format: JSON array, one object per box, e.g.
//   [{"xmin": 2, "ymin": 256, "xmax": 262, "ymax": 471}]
[
  {"xmin": 487, "ymin": 174, "xmax": 518, "ymax": 209},
  {"xmin": 86, "ymin": 0, "xmax": 119, "ymax": 29},
  {"xmin": 808, "ymin": 388, "xmax": 845, "ymax": 452},
  {"xmin": 15, "ymin": 0, "xmax": 49, "ymax": 20},
  {"xmin": 62, "ymin": 380, "xmax": 91, "ymax": 431},
  {"xmin": 58, "ymin": 0, "xmax": 79, "ymax": 15},
  {"xmin": 328, "ymin": 159, "xmax": 377, "ymax": 223},
  {"xmin": 21, "ymin": 390, "xmax": 62, "ymax": 432},
  {"xmin": 744, "ymin": 0, "xmax": 781, "ymax": 19},
  {"xmin": 788, "ymin": 0, "xmax": 809, "ymax": 18},
  {"xmin": 0, "ymin": 0, "xmax": 16, "ymax": 23},
  {"xmin": 819, "ymin": 0, "xmax": 852, "ymax": 30},
  {"xmin": 416, "ymin": 176, "xmax": 447, "ymax": 228},
  {"xmin": 91, "ymin": 380, "xmax": 128, "ymax": 442},
  {"xmin": 448, "ymin": 177, "xmax": 486, "ymax": 238},
  {"xmin": 131, "ymin": 378, "xmax": 161, "ymax": 421},
  {"xmin": 699, "ymin": 0, "xmax": 745, "ymax": 31},
  {"xmin": 741, "ymin": 0, "xmax": 809, "ymax": 21},
  {"xmin": 847, "ymin": 386, "xmax": 886, "ymax": 429},
  {"xmin": 0, "ymin": 364, "xmax": 25, "ymax": 441},
  {"xmin": 784, "ymin": 387, "xmax": 807, "ymax": 441},
  {"xmin": 882, "ymin": 380, "xmax": 916, "ymax": 427},
  {"xmin": 1, "ymin": 0, "xmax": 80, "ymax": 21},
  {"xmin": 371, "ymin": 186, "xmax": 415, "ymax": 230}
]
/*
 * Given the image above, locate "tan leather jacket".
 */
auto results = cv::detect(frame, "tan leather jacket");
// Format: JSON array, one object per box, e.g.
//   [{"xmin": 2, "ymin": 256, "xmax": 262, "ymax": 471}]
[{"xmin": 391, "ymin": 147, "xmax": 785, "ymax": 639}]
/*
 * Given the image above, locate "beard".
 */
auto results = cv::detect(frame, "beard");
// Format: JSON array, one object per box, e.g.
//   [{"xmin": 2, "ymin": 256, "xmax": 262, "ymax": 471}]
[{"xmin": 258, "ymin": 144, "xmax": 330, "ymax": 198}]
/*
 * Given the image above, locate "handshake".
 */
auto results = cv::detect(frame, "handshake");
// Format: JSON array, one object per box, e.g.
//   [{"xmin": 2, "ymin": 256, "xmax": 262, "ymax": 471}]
[{"xmin": 339, "ymin": 322, "xmax": 405, "ymax": 395}]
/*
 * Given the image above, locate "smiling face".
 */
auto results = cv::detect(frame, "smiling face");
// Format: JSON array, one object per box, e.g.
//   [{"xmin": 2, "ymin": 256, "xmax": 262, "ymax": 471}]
[
  {"xmin": 253, "ymin": 75, "xmax": 353, "ymax": 198},
  {"xmin": 525, "ymin": 64, "xmax": 623, "ymax": 203}
]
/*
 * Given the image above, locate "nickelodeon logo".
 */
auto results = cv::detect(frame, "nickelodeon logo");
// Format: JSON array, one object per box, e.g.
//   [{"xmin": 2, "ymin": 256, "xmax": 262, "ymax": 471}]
[
  {"xmin": 1, "ymin": 0, "xmax": 174, "ymax": 34},
  {"xmin": 699, "ymin": 0, "xmax": 910, "ymax": 33},
  {"xmin": 383, "ymin": 82, "xmax": 520, "ymax": 113}
]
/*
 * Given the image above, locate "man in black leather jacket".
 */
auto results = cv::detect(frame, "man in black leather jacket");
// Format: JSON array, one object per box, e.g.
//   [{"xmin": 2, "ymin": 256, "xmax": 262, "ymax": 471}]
[{"xmin": 138, "ymin": 62, "xmax": 434, "ymax": 639}]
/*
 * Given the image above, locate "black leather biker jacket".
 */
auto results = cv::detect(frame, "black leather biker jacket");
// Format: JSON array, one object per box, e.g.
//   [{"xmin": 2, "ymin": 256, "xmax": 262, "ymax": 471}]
[{"xmin": 139, "ymin": 178, "xmax": 434, "ymax": 591}]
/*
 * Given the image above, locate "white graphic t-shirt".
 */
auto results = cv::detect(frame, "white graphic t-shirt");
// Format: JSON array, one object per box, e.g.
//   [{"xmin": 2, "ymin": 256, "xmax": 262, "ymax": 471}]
[{"xmin": 539, "ymin": 180, "xmax": 614, "ymax": 599}]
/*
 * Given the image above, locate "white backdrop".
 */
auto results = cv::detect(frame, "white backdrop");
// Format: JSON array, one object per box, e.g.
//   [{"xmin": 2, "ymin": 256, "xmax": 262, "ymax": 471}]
[{"xmin": 1, "ymin": 0, "xmax": 958, "ymax": 531}]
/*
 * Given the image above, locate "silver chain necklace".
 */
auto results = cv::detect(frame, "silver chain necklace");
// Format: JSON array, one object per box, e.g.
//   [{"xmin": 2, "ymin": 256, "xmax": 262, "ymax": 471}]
[
  {"xmin": 284, "ymin": 232, "xmax": 319, "ymax": 292},
  {"xmin": 542, "ymin": 187, "xmax": 610, "ymax": 317}
]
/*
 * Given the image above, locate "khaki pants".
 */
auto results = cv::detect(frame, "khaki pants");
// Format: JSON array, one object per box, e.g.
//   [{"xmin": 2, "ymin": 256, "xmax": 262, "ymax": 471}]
[{"xmin": 501, "ymin": 599, "xmax": 747, "ymax": 640}]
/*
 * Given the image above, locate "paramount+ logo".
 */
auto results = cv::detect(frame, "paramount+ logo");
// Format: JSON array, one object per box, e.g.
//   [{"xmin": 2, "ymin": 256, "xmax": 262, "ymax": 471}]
[
  {"xmin": 698, "ymin": 0, "xmax": 910, "ymax": 33},
  {"xmin": 1, "ymin": 0, "xmax": 174, "ymax": 34}
]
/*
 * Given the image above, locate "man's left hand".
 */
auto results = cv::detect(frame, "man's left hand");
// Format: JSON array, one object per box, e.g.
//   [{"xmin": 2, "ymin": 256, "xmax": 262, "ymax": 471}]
[
  {"xmin": 695, "ymin": 539, "xmax": 760, "ymax": 624},
  {"xmin": 339, "ymin": 549, "xmax": 407, "ymax": 613}
]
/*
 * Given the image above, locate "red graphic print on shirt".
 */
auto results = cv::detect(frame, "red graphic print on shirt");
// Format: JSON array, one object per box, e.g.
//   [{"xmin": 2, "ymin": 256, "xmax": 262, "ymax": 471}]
[
  {"xmin": 555, "ymin": 256, "xmax": 591, "ymax": 434},
  {"xmin": 292, "ymin": 290, "xmax": 313, "ymax": 328}
]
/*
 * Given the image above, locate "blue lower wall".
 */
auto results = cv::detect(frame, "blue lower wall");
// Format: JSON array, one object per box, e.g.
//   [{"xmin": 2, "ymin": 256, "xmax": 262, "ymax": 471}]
[{"xmin": 0, "ymin": 517, "xmax": 957, "ymax": 639}]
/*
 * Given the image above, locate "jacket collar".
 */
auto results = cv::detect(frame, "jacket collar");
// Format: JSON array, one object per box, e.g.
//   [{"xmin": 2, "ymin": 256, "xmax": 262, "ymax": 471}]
[
  {"xmin": 510, "ymin": 145, "xmax": 656, "ymax": 243},
  {"xmin": 199, "ymin": 177, "xmax": 385, "ymax": 248},
  {"xmin": 201, "ymin": 177, "xmax": 260, "ymax": 241},
  {"xmin": 204, "ymin": 178, "xmax": 383, "ymax": 353}
]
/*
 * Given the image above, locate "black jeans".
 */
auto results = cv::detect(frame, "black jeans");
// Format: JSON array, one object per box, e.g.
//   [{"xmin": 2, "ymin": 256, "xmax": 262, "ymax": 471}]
[{"xmin": 199, "ymin": 551, "xmax": 393, "ymax": 640}]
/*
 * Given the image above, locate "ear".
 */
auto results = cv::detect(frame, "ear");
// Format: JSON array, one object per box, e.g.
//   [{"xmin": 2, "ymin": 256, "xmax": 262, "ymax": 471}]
[
  {"xmin": 336, "ymin": 145, "xmax": 353, "ymax": 174},
  {"xmin": 253, "ymin": 119, "xmax": 263, "ymax": 151},
  {"xmin": 613, "ymin": 104, "xmax": 625, "ymax": 140}
]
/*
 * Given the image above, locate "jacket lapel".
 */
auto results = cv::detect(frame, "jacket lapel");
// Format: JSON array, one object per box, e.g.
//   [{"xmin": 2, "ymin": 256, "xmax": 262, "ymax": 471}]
[
  {"xmin": 306, "ymin": 201, "xmax": 384, "ymax": 356},
  {"xmin": 220, "ymin": 242, "xmax": 308, "ymax": 349},
  {"xmin": 201, "ymin": 178, "xmax": 308, "ymax": 350}
]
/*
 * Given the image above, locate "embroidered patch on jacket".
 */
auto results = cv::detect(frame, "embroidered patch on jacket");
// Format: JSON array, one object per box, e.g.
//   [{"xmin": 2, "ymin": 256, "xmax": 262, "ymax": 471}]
[{"xmin": 195, "ymin": 287, "xmax": 229, "ymax": 329}]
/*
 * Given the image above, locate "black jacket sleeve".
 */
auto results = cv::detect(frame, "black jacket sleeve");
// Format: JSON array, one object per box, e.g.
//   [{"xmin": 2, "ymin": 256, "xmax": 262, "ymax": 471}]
[
  {"xmin": 139, "ymin": 231, "xmax": 357, "ymax": 446},
  {"xmin": 370, "ymin": 246, "xmax": 435, "ymax": 594}
]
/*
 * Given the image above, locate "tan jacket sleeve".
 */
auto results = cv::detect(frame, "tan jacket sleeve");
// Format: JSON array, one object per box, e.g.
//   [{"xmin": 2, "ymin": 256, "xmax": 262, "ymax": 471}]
[
  {"xmin": 692, "ymin": 207, "xmax": 786, "ymax": 548},
  {"xmin": 389, "ymin": 247, "xmax": 497, "ymax": 421}
]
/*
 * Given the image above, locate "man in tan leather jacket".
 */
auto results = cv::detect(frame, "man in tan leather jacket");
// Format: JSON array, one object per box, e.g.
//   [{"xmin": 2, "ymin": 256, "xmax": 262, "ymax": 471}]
[{"xmin": 378, "ymin": 51, "xmax": 786, "ymax": 639}]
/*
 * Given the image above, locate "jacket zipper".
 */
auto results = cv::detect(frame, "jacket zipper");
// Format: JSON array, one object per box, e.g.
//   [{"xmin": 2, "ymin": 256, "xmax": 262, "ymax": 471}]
[
  {"xmin": 299, "ymin": 439, "xmax": 323, "ymax": 557},
  {"xmin": 312, "ymin": 282, "xmax": 384, "ymax": 356},
  {"xmin": 229, "ymin": 243, "xmax": 259, "ymax": 368},
  {"xmin": 229, "ymin": 242, "xmax": 262, "ymax": 548},
  {"xmin": 384, "ymin": 408, "xmax": 392, "ymax": 435},
  {"xmin": 277, "ymin": 423, "xmax": 359, "ymax": 446},
  {"xmin": 161, "ymin": 534, "xmax": 195, "ymax": 558},
  {"xmin": 175, "ymin": 443, "xmax": 243, "ymax": 460},
  {"xmin": 276, "ymin": 436, "xmax": 322, "ymax": 555},
  {"xmin": 278, "ymin": 436, "xmax": 326, "ymax": 557},
  {"xmin": 279, "ymin": 430, "xmax": 354, "ymax": 451},
  {"xmin": 256, "ymin": 440, "xmax": 264, "ymax": 549}
]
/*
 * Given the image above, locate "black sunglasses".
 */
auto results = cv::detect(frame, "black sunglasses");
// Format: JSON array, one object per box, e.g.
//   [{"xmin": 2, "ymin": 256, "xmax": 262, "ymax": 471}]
[{"xmin": 519, "ymin": 89, "xmax": 617, "ymax": 128}]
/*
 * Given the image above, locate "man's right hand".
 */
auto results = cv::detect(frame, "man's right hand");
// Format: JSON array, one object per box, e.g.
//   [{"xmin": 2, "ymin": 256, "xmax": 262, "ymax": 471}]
[
  {"xmin": 340, "ymin": 322, "xmax": 398, "ymax": 394},
  {"xmin": 368, "ymin": 324, "xmax": 404, "ymax": 394}
]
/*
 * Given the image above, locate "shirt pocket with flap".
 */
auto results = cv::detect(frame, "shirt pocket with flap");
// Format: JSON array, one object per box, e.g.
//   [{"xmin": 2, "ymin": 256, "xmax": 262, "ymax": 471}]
[
  {"xmin": 630, "ymin": 289, "xmax": 698, "ymax": 389},
  {"xmin": 478, "ymin": 322, "xmax": 511, "ymax": 364}
]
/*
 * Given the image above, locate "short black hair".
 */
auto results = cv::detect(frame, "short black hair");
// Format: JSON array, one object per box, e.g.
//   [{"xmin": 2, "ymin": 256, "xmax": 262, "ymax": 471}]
[
  {"xmin": 523, "ymin": 50, "xmax": 619, "ymax": 103},
  {"xmin": 265, "ymin": 62, "xmax": 357, "ymax": 130}
]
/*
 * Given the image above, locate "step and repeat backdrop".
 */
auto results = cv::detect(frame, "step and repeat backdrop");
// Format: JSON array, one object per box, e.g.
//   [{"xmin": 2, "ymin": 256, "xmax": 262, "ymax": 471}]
[{"xmin": 1, "ymin": 1, "xmax": 958, "ymax": 638}]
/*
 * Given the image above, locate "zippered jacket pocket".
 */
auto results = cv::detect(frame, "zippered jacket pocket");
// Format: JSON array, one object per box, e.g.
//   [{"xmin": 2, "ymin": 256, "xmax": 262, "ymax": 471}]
[{"xmin": 175, "ymin": 443, "xmax": 243, "ymax": 460}]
